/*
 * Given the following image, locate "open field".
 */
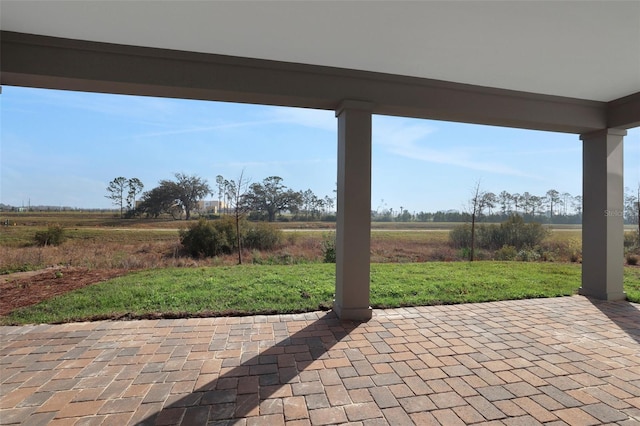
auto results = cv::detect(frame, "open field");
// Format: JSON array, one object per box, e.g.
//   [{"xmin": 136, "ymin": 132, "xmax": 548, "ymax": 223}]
[
  {"xmin": 1, "ymin": 211, "xmax": 638, "ymax": 324},
  {"xmin": 2, "ymin": 211, "xmax": 637, "ymax": 274},
  {"xmin": 1, "ymin": 225, "xmax": 592, "ymax": 275},
  {"xmin": 2, "ymin": 211, "xmax": 614, "ymax": 230},
  {"xmin": 5, "ymin": 212, "xmax": 635, "ymax": 274}
]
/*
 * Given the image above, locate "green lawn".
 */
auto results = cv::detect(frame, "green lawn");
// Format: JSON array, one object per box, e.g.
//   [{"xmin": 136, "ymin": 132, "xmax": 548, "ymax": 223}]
[{"xmin": 3, "ymin": 262, "xmax": 639, "ymax": 325}]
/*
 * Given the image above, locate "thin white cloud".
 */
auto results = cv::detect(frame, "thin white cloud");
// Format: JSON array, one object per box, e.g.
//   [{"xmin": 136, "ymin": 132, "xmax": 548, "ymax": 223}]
[
  {"xmin": 265, "ymin": 107, "xmax": 336, "ymax": 132},
  {"xmin": 214, "ymin": 158, "xmax": 334, "ymax": 169},
  {"xmin": 132, "ymin": 119, "xmax": 288, "ymax": 139},
  {"xmin": 373, "ymin": 117, "xmax": 538, "ymax": 179},
  {"xmin": 501, "ymin": 147, "xmax": 580, "ymax": 156},
  {"xmin": 132, "ymin": 106, "xmax": 336, "ymax": 139},
  {"xmin": 9, "ymin": 87, "xmax": 175, "ymax": 119}
]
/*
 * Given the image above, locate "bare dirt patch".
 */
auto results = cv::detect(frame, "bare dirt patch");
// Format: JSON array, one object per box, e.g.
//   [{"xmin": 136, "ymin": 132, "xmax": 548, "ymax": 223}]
[{"xmin": 0, "ymin": 267, "xmax": 129, "ymax": 316}]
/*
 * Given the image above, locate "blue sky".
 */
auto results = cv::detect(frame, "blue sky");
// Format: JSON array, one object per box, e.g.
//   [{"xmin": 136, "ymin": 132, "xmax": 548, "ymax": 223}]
[{"xmin": 2, "ymin": 86, "xmax": 639, "ymax": 213}]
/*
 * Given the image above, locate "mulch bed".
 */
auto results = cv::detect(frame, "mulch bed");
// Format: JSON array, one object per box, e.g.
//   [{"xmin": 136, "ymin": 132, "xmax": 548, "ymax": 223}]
[{"xmin": 0, "ymin": 267, "xmax": 129, "ymax": 316}]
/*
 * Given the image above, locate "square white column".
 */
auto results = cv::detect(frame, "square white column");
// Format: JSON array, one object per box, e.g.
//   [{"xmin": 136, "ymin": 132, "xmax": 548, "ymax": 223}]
[
  {"xmin": 580, "ymin": 128, "xmax": 626, "ymax": 300},
  {"xmin": 334, "ymin": 100, "xmax": 373, "ymax": 321}
]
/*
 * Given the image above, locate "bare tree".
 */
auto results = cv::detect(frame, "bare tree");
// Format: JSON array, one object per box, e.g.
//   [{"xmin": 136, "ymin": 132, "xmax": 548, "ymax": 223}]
[
  {"xmin": 469, "ymin": 181, "xmax": 488, "ymax": 262},
  {"xmin": 226, "ymin": 171, "xmax": 251, "ymax": 264}
]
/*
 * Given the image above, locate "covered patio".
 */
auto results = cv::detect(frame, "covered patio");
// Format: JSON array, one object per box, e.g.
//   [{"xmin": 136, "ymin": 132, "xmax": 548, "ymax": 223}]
[
  {"xmin": 2, "ymin": 1, "xmax": 639, "ymax": 320},
  {"xmin": 1, "ymin": 2, "xmax": 640, "ymax": 424},
  {"xmin": 2, "ymin": 296, "xmax": 640, "ymax": 424}
]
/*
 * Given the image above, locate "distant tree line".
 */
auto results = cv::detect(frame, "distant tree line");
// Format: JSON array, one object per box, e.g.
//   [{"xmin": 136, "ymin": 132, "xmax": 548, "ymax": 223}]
[
  {"xmin": 101, "ymin": 178, "xmax": 639, "ymax": 227},
  {"xmin": 215, "ymin": 175, "xmax": 336, "ymax": 222},
  {"xmin": 107, "ymin": 174, "xmax": 337, "ymax": 222},
  {"xmin": 0, "ymin": 205, "xmax": 117, "ymax": 213},
  {"xmin": 373, "ymin": 187, "xmax": 640, "ymax": 225},
  {"xmin": 374, "ymin": 189, "xmax": 584, "ymax": 224}
]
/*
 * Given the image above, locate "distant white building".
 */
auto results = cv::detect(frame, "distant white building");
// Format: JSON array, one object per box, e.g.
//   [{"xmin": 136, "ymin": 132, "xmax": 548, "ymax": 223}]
[
  {"xmin": 136, "ymin": 199, "xmax": 227, "ymax": 214},
  {"xmin": 196, "ymin": 200, "xmax": 226, "ymax": 214}
]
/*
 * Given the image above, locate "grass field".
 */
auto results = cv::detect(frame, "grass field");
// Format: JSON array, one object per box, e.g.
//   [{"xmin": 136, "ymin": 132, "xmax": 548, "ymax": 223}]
[
  {"xmin": 2, "ymin": 262, "xmax": 639, "ymax": 325},
  {"xmin": 2, "ymin": 211, "xmax": 639, "ymax": 325}
]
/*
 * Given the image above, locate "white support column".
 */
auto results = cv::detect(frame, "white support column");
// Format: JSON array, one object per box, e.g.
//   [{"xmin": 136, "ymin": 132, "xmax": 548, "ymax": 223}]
[
  {"xmin": 580, "ymin": 128, "xmax": 627, "ymax": 300},
  {"xmin": 334, "ymin": 100, "xmax": 373, "ymax": 321}
]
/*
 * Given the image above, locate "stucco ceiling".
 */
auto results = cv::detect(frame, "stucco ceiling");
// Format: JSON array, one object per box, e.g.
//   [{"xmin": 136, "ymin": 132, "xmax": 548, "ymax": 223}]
[{"xmin": 1, "ymin": 1, "xmax": 639, "ymax": 102}]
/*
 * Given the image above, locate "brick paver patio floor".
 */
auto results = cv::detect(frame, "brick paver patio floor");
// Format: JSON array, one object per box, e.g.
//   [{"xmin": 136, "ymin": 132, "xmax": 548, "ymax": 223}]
[{"xmin": 1, "ymin": 295, "xmax": 640, "ymax": 425}]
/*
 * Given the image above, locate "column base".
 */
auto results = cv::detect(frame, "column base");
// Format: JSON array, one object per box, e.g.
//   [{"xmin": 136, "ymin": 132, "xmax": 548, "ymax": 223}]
[
  {"xmin": 333, "ymin": 301, "xmax": 372, "ymax": 321},
  {"xmin": 578, "ymin": 287, "xmax": 626, "ymax": 301}
]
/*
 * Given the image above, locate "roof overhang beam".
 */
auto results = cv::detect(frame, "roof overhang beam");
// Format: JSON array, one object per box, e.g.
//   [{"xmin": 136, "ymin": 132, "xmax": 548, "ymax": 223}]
[
  {"xmin": 1, "ymin": 31, "xmax": 612, "ymax": 134},
  {"xmin": 607, "ymin": 92, "xmax": 640, "ymax": 130}
]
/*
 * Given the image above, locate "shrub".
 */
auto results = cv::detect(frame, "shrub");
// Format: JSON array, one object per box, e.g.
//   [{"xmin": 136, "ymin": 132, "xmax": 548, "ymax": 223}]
[
  {"xmin": 248, "ymin": 211, "xmax": 268, "ymax": 221},
  {"xmin": 213, "ymin": 216, "xmax": 239, "ymax": 252},
  {"xmin": 449, "ymin": 215, "xmax": 548, "ymax": 253},
  {"xmin": 321, "ymin": 233, "xmax": 336, "ymax": 263},
  {"xmin": 179, "ymin": 218, "xmax": 232, "ymax": 257},
  {"xmin": 430, "ymin": 247, "xmax": 458, "ymax": 261},
  {"xmin": 624, "ymin": 231, "xmax": 639, "ymax": 250},
  {"xmin": 488, "ymin": 215, "xmax": 548, "ymax": 250},
  {"xmin": 517, "ymin": 247, "xmax": 542, "ymax": 262},
  {"xmin": 494, "ymin": 245, "xmax": 517, "ymax": 261},
  {"xmin": 34, "ymin": 224, "xmax": 66, "ymax": 246},
  {"xmin": 244, "ymin": 221, "xmax": 283, "ymax": 251},
  {"xmin": 449, "ymin": 224, "xmax": 472, "ymax": 249},
  {"xmin": 458, "ymin": 247, "xmax": 471, "ymax": 260},
  {"xmin": 624, "ymin": 231, "xmax": 639, "ymax": 245},
  {"xmin": 180, "ymin": 218, "xmax": 283, "ymax": 258}
]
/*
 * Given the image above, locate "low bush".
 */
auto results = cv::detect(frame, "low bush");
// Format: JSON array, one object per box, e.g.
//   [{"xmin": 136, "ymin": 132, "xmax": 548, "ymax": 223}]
[
  {"xmin": 624, "ymin": 231, "xmax": 639, "ymax": 252},
  {"xmin": 449, "ymin": 215, "xmax": 549, "ymax": 260},
  {"xmin": 551, "ymin": 237, "xmax": 581, "ymax": 263},
  {"xmin": 494, "ymin": 245, "xmax": 518, "ymax": 261},
  {"xmin": 624, "ymin": 231, "xmax": 638, "ymax": 249},
  {"xmin": 429, "ymin": 247, "xmax": 458, "ymax": 261},
  {"xmin": 244, "ymin": 221, "xmax": 283, "ymax": 251},
  {"xmin": 180, "ymin": 217, "xmax": 283, "ymax": 258},
  {"xmin": 179, "ymin": 218, "xmax": 232, "ymax": 257},
  {"xmin": 34, "ymin": 224, "xmax": 66, "ymax": 246},
  {"xmin": 449, "ymin": 224, "xmax": 472, "ymax": 249},
  {"xmin": 321, "ymin": 233, "xmax": 336, "ymax": 263},
  {"xmin": 517, "ymin": 247, "xmax": 542, "ymax": 262}
]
